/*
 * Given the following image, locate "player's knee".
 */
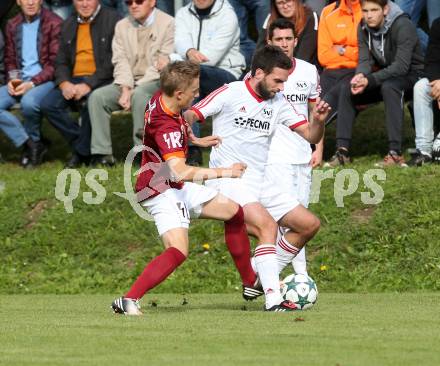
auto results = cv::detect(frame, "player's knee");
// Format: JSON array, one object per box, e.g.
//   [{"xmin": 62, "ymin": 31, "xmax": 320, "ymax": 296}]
[
  {"xmin": 305, "ymin": 216, "xmax": 320, "ymax": 239},
  {"xmin": 258, "ymin": 218, "xmax": 278, "ymax": 241}
]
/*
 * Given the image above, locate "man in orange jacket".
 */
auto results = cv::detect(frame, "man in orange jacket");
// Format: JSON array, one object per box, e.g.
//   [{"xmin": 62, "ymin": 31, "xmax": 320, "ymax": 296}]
[{"xmin": 318, "ymin": 0, "xmax": 362, "ymax": 114}]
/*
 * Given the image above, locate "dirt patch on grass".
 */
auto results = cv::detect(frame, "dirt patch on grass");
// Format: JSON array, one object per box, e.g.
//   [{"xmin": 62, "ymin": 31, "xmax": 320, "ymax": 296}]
[
  {"xmin": 351, "ymin": 206, "xmax": 376, "ymax": 224},
  {"xmin": 25, "ymin": 200, "xmax": 53, "ymax": 229}
]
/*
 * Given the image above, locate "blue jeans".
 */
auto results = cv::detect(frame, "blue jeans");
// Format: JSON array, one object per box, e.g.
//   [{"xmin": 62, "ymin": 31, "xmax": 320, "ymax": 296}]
[
  {"xmin": 228, "ymin": 0, "xmax": 270, "ymax": 68},
  {"xmin": 41, "ymin": 78, "xmax": 92, "ymax": 156},
  {"xmin": 413, "ymin": 78, "xmax": 440, "ymax": 154},
  {"xmin": 394, "ymin": 0, "xmax": 440, "ymax": 53},
  {"xmin": 0, "ymin": 82, "xmax": 54, "ymax": 146}
]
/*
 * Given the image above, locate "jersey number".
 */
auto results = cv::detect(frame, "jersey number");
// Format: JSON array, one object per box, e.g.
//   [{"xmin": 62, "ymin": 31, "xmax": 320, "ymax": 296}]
[
  {"xmin": 163, "ymin": 132, "xmax": 182, "ymax": 149},
  {"xmin": 176, "ymin": 201, "xmax": 189, "ymax": 219}
]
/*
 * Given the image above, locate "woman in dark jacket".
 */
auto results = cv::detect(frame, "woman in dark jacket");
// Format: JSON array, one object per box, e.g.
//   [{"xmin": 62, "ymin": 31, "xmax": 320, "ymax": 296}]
[{"xmin": 257, "ymin": 0, "xmax": 319, "ymax": 66}]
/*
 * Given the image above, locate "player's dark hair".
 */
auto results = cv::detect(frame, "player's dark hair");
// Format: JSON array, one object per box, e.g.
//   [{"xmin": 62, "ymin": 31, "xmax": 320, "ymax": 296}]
[
  {"xmin": 160, "ymin": 61, "xmax": 200, "ymax": 96},
  {"xmin": 360, "ymin": 0, "xmax": 388, "ymax": 8},
  {"xmin": 268, "ymin": 18, "xmax": 297, "ymax": 40},
  {"xmin": 250, "ymin": 45, "xmax": 292, "ymax": 77}
]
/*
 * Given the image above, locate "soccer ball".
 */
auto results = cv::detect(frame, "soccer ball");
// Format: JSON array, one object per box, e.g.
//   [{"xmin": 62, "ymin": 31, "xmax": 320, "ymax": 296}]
[{"xmin": 281, "ymin": 273, "xmax": 318, "ymax": 310}]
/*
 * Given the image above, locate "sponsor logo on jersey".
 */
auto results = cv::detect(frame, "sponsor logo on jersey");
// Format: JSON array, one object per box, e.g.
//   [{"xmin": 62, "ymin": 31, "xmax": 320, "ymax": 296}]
[
  {"xmin": 262, "ymin": 107, "xmax": 273, "ymax": 118},
  {"xmin": 285, "ymin": 93, "xmax": 308, "ymax": 103},
  {"xmin": 234, "ymin": 116, "xmax": 271, "ymax": 134},
  {"xmin": 295, "ymin": 81, "xmax": 309, "ymax": 91},
  {"xmin": 239, "ymin": 106, "xmax": 247, "ymax": 113},
  {"xmin": 163, "ymin": 131, "xmax": 183, "ymax": 149}
]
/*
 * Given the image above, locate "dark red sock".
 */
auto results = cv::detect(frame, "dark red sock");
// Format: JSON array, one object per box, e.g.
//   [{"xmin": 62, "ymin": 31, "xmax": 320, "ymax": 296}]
[
  {"xmin": 125, "ymin": 247, "xmax": 186, "ymax": 300},
  {"xmin": 224, "ymin": 206, "xmax": 256, "ymax": 287}
]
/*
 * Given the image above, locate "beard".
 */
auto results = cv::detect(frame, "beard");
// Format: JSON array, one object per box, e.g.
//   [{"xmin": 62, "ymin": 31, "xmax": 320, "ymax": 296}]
[{"xmin": 256, "ymin": 79, "xmax": 275, "ymax": 100}]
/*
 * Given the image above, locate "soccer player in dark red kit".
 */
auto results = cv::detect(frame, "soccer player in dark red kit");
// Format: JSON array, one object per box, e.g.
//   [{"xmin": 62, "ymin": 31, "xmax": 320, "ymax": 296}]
[{"xmin": 112, "ymin": 61, "xmax": 257, "ymax": 315}]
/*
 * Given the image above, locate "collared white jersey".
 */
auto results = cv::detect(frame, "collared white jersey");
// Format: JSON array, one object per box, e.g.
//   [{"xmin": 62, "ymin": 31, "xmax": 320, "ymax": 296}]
[
  {"xmin": 267, "ymin": 58, "xmax": 321, "ymax": 165},
  {"xmin": 191, "ymin": 79, "xmax": 307, "ymax": 181}
]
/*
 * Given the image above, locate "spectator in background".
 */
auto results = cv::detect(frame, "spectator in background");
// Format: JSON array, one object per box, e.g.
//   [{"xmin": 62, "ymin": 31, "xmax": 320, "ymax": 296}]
[
  {"xmin": 258, "ymin": 0, "xmax": 319, "ymax": 66},
  {"xmin": 318, "ymin": 0, "xmax": 362, "ymax": 114},
  {"xmin": 175, "ymin": 0, "xmax": 245, "ymax": 166},
  {"xmin": 41, "ymin": 0, "xmax": 119, "ymax": 168},
  {"xmin": 43, "ymin": 0, "xmax": 73, "ymax": 19},
  {"xmin": 326, "ymin": 0, "xmax": 424, "ymax": 167},
  {"xmin": 88, "ymin": 0, "xmax": 174, "ymax": 166},
  {"xmin": 101, "ymin": 0, "xmax": 128, "ymax": 17},
  {"xmin": 393, "ymin": 0, "xmax": 440, "ymax": 54},
  {"xmin": 408, "ymin": 17, "xmax": 440, "ymax": 166},
  {"xmin": 0, "ymin": 0, "xmax": 62, "ymax": 167},
  {"xmin": 229, "ymin": 0, "xmax": 270, "ymax": 69}
]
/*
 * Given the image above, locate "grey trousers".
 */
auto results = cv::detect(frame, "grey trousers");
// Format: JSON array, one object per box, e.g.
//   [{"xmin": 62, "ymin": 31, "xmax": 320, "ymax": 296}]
[{"xmin": 88, "ymin": 81, "xmax": 160, "ymax": 155}]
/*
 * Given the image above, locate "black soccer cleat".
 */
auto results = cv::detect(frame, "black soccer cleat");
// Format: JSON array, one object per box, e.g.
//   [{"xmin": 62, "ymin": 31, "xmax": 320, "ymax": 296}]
[
  {"xmin": 407, "ymin": 149, "xmax": 432, "ymax": 167},
  {"xmin": 265, "ymin": 300, "xmax": 298, "ymax": 312},
  {"xmin": 111, "ymin": 297, "xmax": 142, "ymax": 315},
  {"xmin": 432, "ymin": 144, "xmax": 440, "ymax": 164},
  {"xmin": 242, "ymin": 277, "xmax": 264, "ymax": 301}
]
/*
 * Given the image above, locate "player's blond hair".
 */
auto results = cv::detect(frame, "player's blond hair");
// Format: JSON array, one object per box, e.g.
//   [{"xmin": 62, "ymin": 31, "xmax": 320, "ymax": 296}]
[{"xmin": 160, "ymin": 61, "xmax": 200, "ymax": 97}]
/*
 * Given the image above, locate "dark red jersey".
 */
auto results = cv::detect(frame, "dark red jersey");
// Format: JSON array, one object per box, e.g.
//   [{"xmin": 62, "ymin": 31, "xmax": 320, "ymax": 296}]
[{"xmin": 135, "ymin": 91, "xmax": 188, "ymax": 202}]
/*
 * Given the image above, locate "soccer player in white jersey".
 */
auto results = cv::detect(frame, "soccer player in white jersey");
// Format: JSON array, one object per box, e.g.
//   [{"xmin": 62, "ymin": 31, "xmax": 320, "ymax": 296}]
[
  {"xmin": 184, "ymin": 46, "xmax": 330, "ymax": 311},
  {"xmin": 265, "ymin": 18, "xmax": 323, "ymax": 277}
]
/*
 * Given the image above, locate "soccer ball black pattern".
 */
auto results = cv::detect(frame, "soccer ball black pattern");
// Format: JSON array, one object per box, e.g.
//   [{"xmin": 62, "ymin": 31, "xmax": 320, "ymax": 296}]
[{"xmin": 281, "ymin": 273, "xmax": 318, "ymax": 310}]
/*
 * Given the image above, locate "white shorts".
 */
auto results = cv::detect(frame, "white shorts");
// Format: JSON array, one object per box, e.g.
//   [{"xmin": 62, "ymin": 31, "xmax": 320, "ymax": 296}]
[
  {"xmin": 265, "ymin": 163, "xmax": 312, "ymax": 208},
  {"xmin": 206, "ymin": 176, "xmax": 299, "ymax": 222},
  {"xmin": 141, "ymin": 182, "xmax": 218, "ymax": 236},
  {"xmin": 204, "ymin": 177, "xmax": 259, "ymax": 207}
]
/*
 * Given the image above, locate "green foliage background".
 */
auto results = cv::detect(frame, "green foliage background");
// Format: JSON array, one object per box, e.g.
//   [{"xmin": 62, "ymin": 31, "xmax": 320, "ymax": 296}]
[{"xmin": 0, "ymin": 105, "xmax": 439, "ymax": 294}]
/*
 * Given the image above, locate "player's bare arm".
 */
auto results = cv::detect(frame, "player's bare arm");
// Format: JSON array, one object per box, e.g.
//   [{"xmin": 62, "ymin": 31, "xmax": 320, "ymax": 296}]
[
  {"xmin": 166, "ymin": 157, "xmax": 246, "ymax": 182},
  {"xmin": 183, "ymin": 109, "xmax": 199, "ymax": 125},
  {"xmin": 295, "ymin": 98, "xmax": 331, "ymax": 144},
  {"xmin": 185, "ymin": 123, "xmax": 222, "ymax": 148}
]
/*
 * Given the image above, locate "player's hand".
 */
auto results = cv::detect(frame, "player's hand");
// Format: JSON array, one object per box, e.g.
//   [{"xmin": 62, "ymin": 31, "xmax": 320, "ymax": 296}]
[
  {"xmin": 60, "ymin": 81, "xmax": 76, "ymax": 100},
  {"xmin": 309, "ymin": 149, "xmax": 323, "ymax": 168},
  {"xmin": 74, "ymin": 83, "xmax": 91, "ymax": 100},
  {"xmin": 229, "ymin": 162, "xmax": 247, "ymax": 178},
  {"xmin": 312, "ymin": 98, "xmax": 331, "ymax": 123},
  {"xmin": 191, "ymin": 135, "xmax": 222, "ymax": 148}
]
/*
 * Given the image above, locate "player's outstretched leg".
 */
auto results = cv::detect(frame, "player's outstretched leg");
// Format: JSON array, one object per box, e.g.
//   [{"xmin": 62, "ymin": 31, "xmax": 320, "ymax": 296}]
[
  {"xmin": 199, "ymin": 195, "xmax": 256, "ymax": 290},
  {"xmin": 112, "ymin": 229, "xmax": 188, "ymax": 316}
]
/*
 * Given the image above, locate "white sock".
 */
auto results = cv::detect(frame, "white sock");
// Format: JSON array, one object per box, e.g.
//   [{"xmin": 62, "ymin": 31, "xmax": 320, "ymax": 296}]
[
  {"xmin": 292, "ymin": 247, "xmax": 308, "ymax": 276},
  {"xmin": 276, "ymin": 235, "xmax": 301, "ymax": 274},
  {"xmin": 254, "ymin": 244, "xmax": 283, "ymax": 309},
  {"xmin": 250, "ymin": 256, "xmax": 257, "ymax": 274}
]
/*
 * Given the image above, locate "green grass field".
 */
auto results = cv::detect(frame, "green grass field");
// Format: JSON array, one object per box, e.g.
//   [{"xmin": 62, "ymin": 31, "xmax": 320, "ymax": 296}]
[
  {"xmin": 1, "ymin": 105, "xmax": 440, "ymax": 365},
  {"xmin": 1, "ymin": 293, "xmax": 439, "ymax": 366}
]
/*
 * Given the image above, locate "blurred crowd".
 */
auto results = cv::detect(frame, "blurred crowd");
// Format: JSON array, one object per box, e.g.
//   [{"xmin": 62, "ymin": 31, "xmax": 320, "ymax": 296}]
[{"xmin": 0, "ymin": 0, "xmax": 439, "ymax": 168}]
